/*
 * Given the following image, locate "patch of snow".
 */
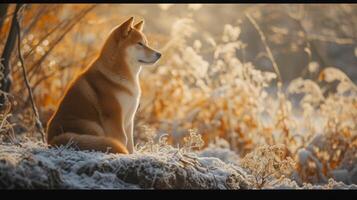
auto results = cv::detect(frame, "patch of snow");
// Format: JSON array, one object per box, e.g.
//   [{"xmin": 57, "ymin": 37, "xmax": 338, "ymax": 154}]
[
  {"xmin": 267, "ymin": 178, "xmax": 357, "ymax": 189},
  {"xmin": 198, "ymin": 146, "xmax": 240, "ymax": 165},
  {"xmin": 0, "ymin": 139, "xmax": 250, "ymax": 189},
  {"xmin": 1, "ymin": 139, "xmax": 356, "ymax": 189}
]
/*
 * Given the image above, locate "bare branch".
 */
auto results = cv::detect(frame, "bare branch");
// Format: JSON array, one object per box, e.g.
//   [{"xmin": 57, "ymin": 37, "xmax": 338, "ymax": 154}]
[
  {"xmin": 27, "ymin": 5, "xmax": 96, "ymax": 80},
  {"xmin": 246, "ymin": 13, "xmax": 283, "ymax": 85},
  {"xmin": 15, "ymin": 4, "xmax": 46, "ymax": 143},
  {"xmin": 22, "ymin": 5, "xmax": 48, "ymax": 37}
]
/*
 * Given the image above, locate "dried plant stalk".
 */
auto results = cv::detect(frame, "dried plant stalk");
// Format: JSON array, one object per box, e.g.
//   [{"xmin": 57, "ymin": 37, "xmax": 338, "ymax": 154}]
[{"xmin": 15, "ymin": 5, "xmax": 46, "ymax": 143}]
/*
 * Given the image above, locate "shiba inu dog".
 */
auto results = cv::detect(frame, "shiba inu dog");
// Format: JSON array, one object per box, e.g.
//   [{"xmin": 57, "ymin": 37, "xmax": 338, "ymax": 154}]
[{"xmin": 46, "ymin": 17, "xmax": 161, "ymax": 154}]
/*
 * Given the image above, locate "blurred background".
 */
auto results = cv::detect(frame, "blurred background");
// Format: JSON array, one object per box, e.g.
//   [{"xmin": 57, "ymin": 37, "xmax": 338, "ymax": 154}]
[
  {"xmin": 1, "ymin": 3, "xmax": 356, "ymax": 137},
  {"xmin": 1, "ymin": 4, "xmax": 357, "ymax": 185}
]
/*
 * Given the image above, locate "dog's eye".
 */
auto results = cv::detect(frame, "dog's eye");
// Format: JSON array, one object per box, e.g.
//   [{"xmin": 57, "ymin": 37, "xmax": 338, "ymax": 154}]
[{"xmin": 138, "ymin": 42, "xmax": 144, "ymax": 46}]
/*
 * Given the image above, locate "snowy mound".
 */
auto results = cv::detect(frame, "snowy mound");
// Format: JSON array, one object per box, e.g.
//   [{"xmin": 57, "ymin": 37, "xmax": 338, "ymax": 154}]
[
  {"xmin": 1, "ymin": 139, "xmax": 357, "ymax": 189},
  {"xmin": 0, "ymin": 139, "xmax": 250, "ymax": 189}
]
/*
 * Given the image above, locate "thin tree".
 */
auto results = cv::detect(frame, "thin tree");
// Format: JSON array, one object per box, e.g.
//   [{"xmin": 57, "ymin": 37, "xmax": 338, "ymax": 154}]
[
  {"xmin": 0, "ymin": 4, "xmax": 23, "ymax": 109},
  {"xmin": 15, "ymin": 4, "xmax": 46, "ymax": 143}
]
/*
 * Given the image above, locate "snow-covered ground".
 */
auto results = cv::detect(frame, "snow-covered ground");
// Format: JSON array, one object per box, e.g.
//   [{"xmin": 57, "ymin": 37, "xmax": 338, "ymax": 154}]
[{"xmin": 0, "ymin": 139, "xmax": 356, "ymax": 189}]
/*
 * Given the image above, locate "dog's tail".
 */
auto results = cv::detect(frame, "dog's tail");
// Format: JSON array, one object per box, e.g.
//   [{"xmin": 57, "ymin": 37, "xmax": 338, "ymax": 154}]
[{"xmin": 49, "ymin": 133, "xmax": 129, "ymax": 154}]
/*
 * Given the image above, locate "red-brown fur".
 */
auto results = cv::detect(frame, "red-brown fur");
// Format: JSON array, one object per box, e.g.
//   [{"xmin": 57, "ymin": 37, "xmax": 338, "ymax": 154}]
[{"xmin": 46, "ymin": 17, "xmax": 161, "ymax": 154}]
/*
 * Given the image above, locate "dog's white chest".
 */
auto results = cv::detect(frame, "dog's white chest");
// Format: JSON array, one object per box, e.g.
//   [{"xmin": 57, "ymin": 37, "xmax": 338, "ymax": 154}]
[{"xmin": 115, "ymin": 90, "xmax": 140, "ymax": 125}]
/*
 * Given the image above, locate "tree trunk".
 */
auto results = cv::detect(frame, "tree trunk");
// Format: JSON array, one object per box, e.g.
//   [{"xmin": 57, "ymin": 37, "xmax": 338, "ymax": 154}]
[{"xmin": 0, "ymin": 4, "xmax": 22, "ymax": 108}]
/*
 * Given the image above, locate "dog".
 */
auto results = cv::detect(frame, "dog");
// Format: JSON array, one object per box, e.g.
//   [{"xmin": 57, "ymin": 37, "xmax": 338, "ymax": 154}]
[{"xmin": 46, "ymin": 17, "xmax": 161, "ymax": 154}]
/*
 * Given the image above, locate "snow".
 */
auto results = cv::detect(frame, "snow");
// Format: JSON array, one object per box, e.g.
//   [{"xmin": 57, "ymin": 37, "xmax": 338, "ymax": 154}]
[
  {"xmin": 268, "ymin": 178, "xmax": 357, "ymax": 189},
  {"xmin": 198, "ymin": 146, "xmax": 240, "ymax": 165},
  {"xmin": 1, "ymin": 138, "xmax": 356, "ymax": 189},
  {"xmin": 0, "ymin": 139, "xmax": 249, "ymax": 189}
]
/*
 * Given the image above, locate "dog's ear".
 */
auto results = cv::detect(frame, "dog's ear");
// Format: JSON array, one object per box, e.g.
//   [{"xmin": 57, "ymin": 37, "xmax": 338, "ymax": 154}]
[
  {"xmin": 134, "ymin": 20, "xmax": 144, "ymax": 32},
  {"xmin": 120, "ymin": 17, "xmax": 134, "ymax": 37}
]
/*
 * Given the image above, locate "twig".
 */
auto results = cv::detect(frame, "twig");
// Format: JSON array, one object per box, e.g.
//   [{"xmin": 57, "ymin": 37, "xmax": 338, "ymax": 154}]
[
  {"xmin": 246, "ymin": 13, "xmax": 283, "ymax": 86},
  {"xmin": 246, "ymin": 13, "xmax": 293, "ymax": 150},
  {"xmin": 22, "ymin": 7, "xmax": 72, "ymax": 60},
  {"xmin": 14, "ymin": 5, "xmax": 97, "ymax": 100},
  {"xmin": 17, "ymin": 49, "xmax": 97, "ymax": 111},
  {"xmin": 27, "ymin": 5, "xmax": 96, "ymax": 80},
  {"xmin": 22, "ymin": 5, "xmax": 48, "ymax": 37},
  {"xmin": 32, "ymin": 52, "xmax": 95, "ymax": 90},
  {"xmin": 15, "ymin": 5, "xmax": 46, "ymax": 143}
]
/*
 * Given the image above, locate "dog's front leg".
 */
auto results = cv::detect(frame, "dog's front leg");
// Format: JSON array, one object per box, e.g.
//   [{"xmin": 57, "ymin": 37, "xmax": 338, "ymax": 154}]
[
  {"xmin": 125, "ymin": 122, "xmax": 134, "ymax": 153},
  {"xmin": 99, "ymin": 96, "xmax": 128, "ymax": 148}
]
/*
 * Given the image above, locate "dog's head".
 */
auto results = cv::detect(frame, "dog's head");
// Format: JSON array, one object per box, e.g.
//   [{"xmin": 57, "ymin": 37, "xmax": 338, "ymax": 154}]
[{"xmin": 106, "ymin": 17, "xmax": 161, "ymax": 66}]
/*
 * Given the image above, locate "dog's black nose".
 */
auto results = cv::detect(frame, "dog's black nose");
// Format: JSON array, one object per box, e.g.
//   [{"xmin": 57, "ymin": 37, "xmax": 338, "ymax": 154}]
[{"xmin": 156, "ymin": 52, "xmax": 161, "ymax": 59}]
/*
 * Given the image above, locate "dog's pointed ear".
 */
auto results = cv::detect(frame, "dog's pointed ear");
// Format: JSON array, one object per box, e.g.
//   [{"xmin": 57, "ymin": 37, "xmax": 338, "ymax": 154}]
[
  {"xmin": 121, "ymin": 17, "xmax": 134, "ymax": 37},
  {"xmin": 134, "ymin": 20, "xmax": 144, "ymax": 32}
]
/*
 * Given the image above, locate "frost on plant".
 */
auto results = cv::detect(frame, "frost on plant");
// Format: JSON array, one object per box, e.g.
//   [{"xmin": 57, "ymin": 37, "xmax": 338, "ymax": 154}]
[{"xmin": 241, "ymin": 144, "xmax": 295, "ymax": 188}]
